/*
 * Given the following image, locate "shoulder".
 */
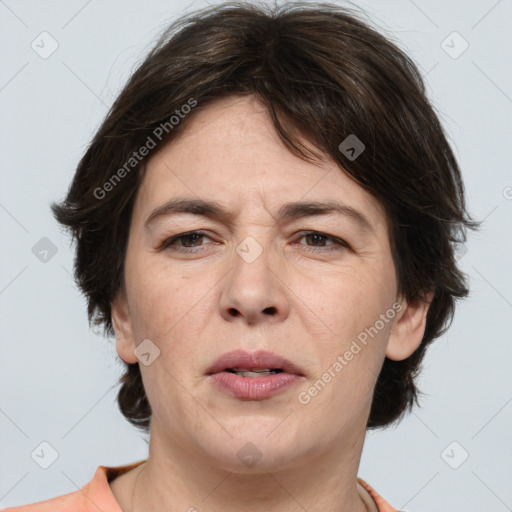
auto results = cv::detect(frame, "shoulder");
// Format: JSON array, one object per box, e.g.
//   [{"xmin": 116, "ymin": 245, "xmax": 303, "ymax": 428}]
[
  {"xmin": 0, "ymin": 488, "xmax": 89, "ymax": 511},
  {"xmin": 0, "ymin": 463, "xmax": 136, "ymax": 512},
  {"xmin": 357, "ymin": 477, "xmax": 400, "ymax": 512}
]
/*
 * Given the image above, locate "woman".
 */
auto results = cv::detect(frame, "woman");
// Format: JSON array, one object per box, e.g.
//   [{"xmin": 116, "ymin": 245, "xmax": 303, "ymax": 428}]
[{"xmin": 3, "ymin": 1, "xmax": 478, "ymax": 511}]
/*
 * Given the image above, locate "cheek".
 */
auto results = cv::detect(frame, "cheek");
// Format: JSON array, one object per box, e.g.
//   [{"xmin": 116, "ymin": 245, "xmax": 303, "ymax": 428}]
[
  {"xmin": 299, "ymin": 264, "xmax": 392, "ymax": 337},
  {"xmin": 126, "ymin": 258, "xmax": 218, "ymax": 373},
  {"xmin": 125, "ymin": 248, "xmax": 185, "ymax": 328},
  {"xmin": 299, "ymin": 263, "xmax": 395, "ymax": 385},
  {"xmin": 301, "ymin": 311, "xmax": 392, "ymax": 419}
]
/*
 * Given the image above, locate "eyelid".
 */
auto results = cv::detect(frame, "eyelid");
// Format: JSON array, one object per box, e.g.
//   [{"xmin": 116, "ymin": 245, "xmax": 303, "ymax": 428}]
[
  {"xmin": 158, "ymin": 230, "xmax": 212, "ymax": 250},
  {"xmin": 292, "ymin": 232, "xmax": 351, "ymax": 254},
  {"xmin": 294, "ymin": 230, "xmax": 349, "ymax": 247},
  {"xmin": 159, "ymin": 229, "xmax": 350, "ymax": 253}
]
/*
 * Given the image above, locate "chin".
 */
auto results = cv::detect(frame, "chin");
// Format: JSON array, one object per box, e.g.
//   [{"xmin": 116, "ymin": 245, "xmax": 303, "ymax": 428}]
[
  {"xmin": 198, "ymin": 428, "xmax": 304, "ymax": 473},
  {"xmin": 211, "ymin": 445, "xmax": 303, "ymax": 474}
]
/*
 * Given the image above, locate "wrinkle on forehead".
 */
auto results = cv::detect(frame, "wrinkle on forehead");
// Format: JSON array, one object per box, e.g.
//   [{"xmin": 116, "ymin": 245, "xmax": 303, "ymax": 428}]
[{"xmin": 135, "ymin": 94, "xmax": 389, "ymax": 243}]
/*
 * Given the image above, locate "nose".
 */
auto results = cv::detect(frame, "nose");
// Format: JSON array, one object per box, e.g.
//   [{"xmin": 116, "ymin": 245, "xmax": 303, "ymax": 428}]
[{"xmin": 219, "ymin": 238, "xmax": 290, "ymax": 325}]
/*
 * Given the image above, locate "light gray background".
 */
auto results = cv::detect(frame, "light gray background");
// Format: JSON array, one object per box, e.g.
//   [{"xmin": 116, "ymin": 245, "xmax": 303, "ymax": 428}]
[{"xmin": 1, "ymin": 0, "xmax": 511, "ymax": 510}]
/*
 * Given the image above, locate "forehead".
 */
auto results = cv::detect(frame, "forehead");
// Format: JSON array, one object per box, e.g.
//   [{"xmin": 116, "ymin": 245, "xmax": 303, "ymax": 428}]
[{"xmin": 134, "ymin": 95, "xmax": 388, "ymax": 233}]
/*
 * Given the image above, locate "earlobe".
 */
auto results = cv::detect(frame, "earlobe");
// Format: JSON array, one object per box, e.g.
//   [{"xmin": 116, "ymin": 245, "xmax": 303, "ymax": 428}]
[
  {"xmin": 111, "ymin": 287, "xmax": 138, "ymax": 364},
  {"xmin": 385, "ymin": 290, "xmax": 434, "ymax": 361}
]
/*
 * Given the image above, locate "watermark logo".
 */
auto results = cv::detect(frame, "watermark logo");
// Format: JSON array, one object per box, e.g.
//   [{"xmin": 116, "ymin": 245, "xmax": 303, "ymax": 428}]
[
  {"xmin": 236, "ymin": 236, "xmax": 264, "ymax": 264},
  {"xmin": 441, "ymin": 441, "xmax": 469, "ymax": 469},
  {"xmin": 134, "ymin": 338, "xmax": 161, "ymax": 366},
  {"xmin": 32, "ymin": 237, "xmax": 58, "ymax": 263},
  {"xmin": 297, "ymin": 302, "xmax": 402, "ymax": 405},
  {"xmin": 338, "ymin": 134, "xmax": 365, "ymax": 161},
  {"xmin": 237, "ymin": 442, "xmax": 263, "ymax": 468},
  {"xmin": 31, "ymin": 31, "xmax": 59, "ymax": 59},
  {"xmin": 31, "ymin": 441, "xmax": 59, "ymax": 469},
  {"xmin": 94, "ymin": 98, "xmax": 198, "ymax": 200},
  {"xmin": 441, "ymin": 31, "xmax": 469, "ymax": 60}
]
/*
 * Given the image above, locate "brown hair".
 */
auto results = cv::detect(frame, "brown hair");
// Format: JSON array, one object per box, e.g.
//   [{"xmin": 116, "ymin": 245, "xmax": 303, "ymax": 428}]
[{"xmin": 51, "ymin": 1, "xmax": 480, "ymax": 432}]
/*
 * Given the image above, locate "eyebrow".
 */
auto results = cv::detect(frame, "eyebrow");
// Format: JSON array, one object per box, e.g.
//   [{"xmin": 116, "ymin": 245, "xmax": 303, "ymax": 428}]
[{"xmin": 144, "ymin": 197, "xmax": 374, "ymax": 234}]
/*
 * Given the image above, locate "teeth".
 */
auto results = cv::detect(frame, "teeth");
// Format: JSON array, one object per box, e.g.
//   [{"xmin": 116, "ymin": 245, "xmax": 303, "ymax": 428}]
[
  {"xmin": 231, "ymin": 368, "xmax": 275, "ymax": 372},
  {"xmin": 233, "ymin": 370, "xmax": 278, "ymax": 377},
  {"xmin": 227, "ymin": 368, "xmax": 282, "ymax": 377}
]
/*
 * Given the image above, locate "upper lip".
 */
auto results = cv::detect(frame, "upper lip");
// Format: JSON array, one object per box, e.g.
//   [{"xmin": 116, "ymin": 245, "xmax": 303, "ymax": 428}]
[{"xmin": 206, "ymin": 349, "xmax": 304, "ymax": 376}]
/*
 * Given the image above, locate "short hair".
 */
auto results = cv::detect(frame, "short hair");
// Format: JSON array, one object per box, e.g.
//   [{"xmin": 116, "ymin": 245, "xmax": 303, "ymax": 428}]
[{"xmin": 51, "ymin": 1, "xmax": 480, "ymax": 433}]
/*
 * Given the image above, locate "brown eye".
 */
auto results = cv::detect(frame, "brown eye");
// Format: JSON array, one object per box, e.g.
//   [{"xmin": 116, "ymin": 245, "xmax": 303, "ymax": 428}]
[
  {"xmin": 160, "ymin": 231, "xmax": 213, "ymax": 252},
  {"xmin": 294, "ymin": 231, "xmax": 349, "ymax": 252}
]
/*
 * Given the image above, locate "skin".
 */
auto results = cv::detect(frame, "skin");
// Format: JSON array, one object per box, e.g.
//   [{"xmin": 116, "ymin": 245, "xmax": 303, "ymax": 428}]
[{"xmin": 109, "ymin": 94, "xmax": 432, "ymax": 512}]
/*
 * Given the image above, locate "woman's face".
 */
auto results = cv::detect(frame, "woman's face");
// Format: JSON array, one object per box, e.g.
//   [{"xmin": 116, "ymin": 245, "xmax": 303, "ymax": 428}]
[{"xmin": 112, "ymin": 94, "xmax": 426, "ymax": 472}]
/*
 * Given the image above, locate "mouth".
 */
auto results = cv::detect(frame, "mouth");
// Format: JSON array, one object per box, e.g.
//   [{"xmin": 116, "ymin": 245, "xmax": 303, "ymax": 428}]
[
  {"xmin": 206, "ymin": 350, "xmax": 305, "ymax": 400},
  {"xmin": 224, "ymin": 368, "xmax": 284, "ymax": 377},
  {"xmin": 206, "ymin": 349, "xmax": 304, "ymax": 377}
]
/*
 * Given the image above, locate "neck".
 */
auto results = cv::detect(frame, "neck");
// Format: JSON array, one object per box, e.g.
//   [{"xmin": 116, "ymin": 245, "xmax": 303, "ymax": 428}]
[{"xmin": 127, "ymin": 421, "xmax": 372, "ymax": 512}]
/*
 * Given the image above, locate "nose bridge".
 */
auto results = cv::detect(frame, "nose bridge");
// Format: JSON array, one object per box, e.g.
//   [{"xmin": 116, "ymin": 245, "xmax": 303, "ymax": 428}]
[
  {"xmin": 220, "ymin": 228, "xmax": 288, "ymax": 324},
  {"xmin": 229, "ymin": 199, "xmax": 277, "ymax": 276},
  {"xmin": 232, "ymin": 230, "xmax": 274, "ymax": 296}
]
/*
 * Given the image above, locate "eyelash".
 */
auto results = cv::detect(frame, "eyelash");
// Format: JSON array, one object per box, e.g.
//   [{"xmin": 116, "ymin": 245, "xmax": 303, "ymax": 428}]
[{"xmin": 159, "ymin": 230, "xmax": 349, "ymax": 254}]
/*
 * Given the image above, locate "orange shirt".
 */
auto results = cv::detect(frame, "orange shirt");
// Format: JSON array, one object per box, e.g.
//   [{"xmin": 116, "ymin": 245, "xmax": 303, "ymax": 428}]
[{"xmin": 1, "ymin": 460, "xmax": 398, "ymax": 512}]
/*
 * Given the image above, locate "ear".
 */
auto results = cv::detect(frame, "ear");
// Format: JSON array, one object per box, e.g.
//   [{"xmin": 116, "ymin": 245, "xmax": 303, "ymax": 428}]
[
  {"xmin": 386, "ymin": 290, "xmax": 434, "ymax": 361},
  {"xmin": 111, "ymin": 285, "xmax": 138, "ymax": 364}
]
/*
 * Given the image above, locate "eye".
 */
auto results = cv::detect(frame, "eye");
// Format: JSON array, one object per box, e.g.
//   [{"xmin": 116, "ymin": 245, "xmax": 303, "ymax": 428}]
[
  {"xmin": 159, "ymin": 230, "xmax": 349, "ymax": 254},
  {"xmin": 293, "ymin": 231, "xmax": 349, "ymax": 252},
  {"xmin": 159, "ymin": 230, "xmax": 213, "ymax": 253}
]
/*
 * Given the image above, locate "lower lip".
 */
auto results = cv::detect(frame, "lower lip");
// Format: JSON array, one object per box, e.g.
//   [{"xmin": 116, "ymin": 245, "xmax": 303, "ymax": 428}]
[{"xmin": 209, "ymin": 371, "xmax": 303, "ymax": 400}]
